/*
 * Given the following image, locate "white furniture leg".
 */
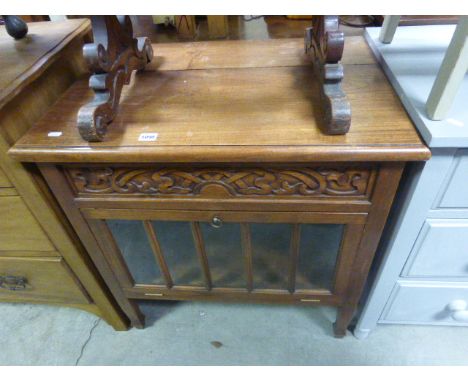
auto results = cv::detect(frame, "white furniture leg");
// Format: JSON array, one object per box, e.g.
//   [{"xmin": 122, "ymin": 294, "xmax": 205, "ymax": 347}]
[
  {"xmin": 379, "ymin": 16, "xmax": 401, "ymax": 44},
  {"xmin": 48, "ymin": 16, "xmax": 68, "ymax": 22},
  {"xmin": 426, "ymin": 16, "xmax": 468, "ymax": 120}
]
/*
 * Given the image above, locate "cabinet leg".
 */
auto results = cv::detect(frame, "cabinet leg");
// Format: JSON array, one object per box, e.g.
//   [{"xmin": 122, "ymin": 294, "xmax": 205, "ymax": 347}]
[
  {"xmin": 128, "ymin": 300, "xmax": 145, "ymax": 329},
  {"xmin": 333, "ymin": 304, "xmax": 355, "ymax": 338}
]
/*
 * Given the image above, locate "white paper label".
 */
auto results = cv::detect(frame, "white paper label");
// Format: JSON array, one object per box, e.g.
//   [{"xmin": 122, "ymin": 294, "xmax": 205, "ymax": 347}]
[
  {"xmin": 138, "ymin": 132, "xmax": 158, "ymax": 142},
  {"xmin": 48, "ymin": 131, "xmax": 63, "ymax": 137}
]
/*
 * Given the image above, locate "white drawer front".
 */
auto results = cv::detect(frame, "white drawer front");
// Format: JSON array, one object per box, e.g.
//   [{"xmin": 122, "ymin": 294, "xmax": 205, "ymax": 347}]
[
  {"xmin": 382, "ymin": 281, "xmax": 468, "ymax": 325},
  {"xmin": 403, "ymin": 219, "xmax": 468, "ymax": 278},
  {"xmin": 437, "ymin": 150, "xmax": 468, "ymax": 208}
]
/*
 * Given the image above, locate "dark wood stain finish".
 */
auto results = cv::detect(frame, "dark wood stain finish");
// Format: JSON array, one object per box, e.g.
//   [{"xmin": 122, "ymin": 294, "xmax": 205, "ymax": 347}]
[{"xmin": 10, "ymin": 37, "xmax": 429, "ymax": 337}]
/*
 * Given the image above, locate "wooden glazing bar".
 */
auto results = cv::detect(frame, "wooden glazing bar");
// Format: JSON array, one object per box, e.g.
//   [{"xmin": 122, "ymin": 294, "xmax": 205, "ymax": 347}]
[
  {"xmin": 143, "ymin": 220, "xmax": 174, "ymax": 289},
  {"xmin": 240, "ymin": 223, "xmax": 254, "ymax": 292},
  {"xmin": 288, "ymin": 224, "xmax": 301, "ymax": 293},
  {"xmin": 190, "ymin": 222, "xmax": 213, "ymax": 290}
]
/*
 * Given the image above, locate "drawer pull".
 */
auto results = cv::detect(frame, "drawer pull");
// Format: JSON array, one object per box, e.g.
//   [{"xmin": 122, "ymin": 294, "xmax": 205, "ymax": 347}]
[
  {"xmin": 210, "ymin": 216, "xmax": 223, "ymax": 229},
  {"xmin": 447, "ymin": 300, "xmax": 468, "ymax": 322},
  {"xmin": 0, "ymin": 275, "xmax": 27, "ymax": 291}
]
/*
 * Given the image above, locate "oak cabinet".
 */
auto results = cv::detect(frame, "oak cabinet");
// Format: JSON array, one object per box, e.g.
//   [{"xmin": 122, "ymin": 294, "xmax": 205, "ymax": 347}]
[
  {"xmin": 0, "ymin": 19, "xmax": 127, "ymax": 329},
  {"xmin": 10, "ymin": 36, "xmax": 429, "ymax": 337}
]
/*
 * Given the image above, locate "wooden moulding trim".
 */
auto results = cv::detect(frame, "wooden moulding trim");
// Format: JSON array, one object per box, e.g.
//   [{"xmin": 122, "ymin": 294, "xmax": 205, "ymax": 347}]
[
  {"xmin": 74, "ymin": 197, "xmax": 373, "ymax": 214},
  {"xmin": 0, "ymin": 188, "xmax": 18, "ymax": 196},
  {"xmin": 81, "ymin": 208, "xmax": 368, "ymax": 224},
  {"xmin": 8, "ymin": 144, "xmax": 431, "ymax": 163},
  {"xmin": 123, "ymin": 285, "xmax": 341, "ymax": 305}
]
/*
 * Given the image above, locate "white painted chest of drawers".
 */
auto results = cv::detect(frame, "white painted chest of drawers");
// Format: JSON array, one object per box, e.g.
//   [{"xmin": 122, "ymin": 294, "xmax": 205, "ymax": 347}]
[{"xmin": 355, "ymin": 26, "xmax": 468, "ymax": 338}]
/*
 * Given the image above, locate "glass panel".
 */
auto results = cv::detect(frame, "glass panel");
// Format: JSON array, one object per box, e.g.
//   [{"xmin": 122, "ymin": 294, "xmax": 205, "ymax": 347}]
[
  {"xmin": 250, "ymin": 223, "xmax": 292, "ymax": 289},
  {"xmin": 296, "ymin": 224, "xmax": 344, "ymax": 290},
  {"xmin": 200, "ymin": 222, "xmax": 244, "ymax": 288},
  {"xmin": 151, "ymin": 221, "xmax": 204, "ymax": 287},
  {"xmin": 107, "ymin": 220, "xmax": 164, "ymax": 285}
]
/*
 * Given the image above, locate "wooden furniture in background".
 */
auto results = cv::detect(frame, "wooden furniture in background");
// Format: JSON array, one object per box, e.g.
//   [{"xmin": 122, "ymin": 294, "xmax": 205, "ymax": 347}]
[
  {"xmin": 174, "ymin": 16, "xmax": 228, "ymax": 39},
  {"xmin": 175, "ymin": 16, "xmax": 197, "ymax": 39},
  {"xmin": 207, "ymin": 16, "xmax": 229, "ymax": 39},
  {"xmin": 0, "ymin": 19, "xmax": 128, "ymax": 330},
  {"xmin": 355, "ymin": 25, "xmax": 468, "ymax": 338},
  {"xmin": 10, "ymin": 36, "xmax": 430, "ymax": 337}
]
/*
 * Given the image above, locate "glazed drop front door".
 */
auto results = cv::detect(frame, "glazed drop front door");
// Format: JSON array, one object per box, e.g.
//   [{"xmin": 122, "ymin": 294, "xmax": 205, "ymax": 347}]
[{"xmin": 86, "ymin": 210, "xmax": 364, "ymax": 305}]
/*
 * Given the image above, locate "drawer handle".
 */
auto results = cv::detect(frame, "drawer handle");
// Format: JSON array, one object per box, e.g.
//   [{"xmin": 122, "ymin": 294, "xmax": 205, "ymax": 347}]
[
  {"xmin": 0, "ymin": 275, "xmax": 27, "ymax": 291},
  {"xmin": 447, "ymin": 300, "xmax": 468, "ymax": 322},
  {"xmin": 210, "ymin": 216, "xmax": 223, "ymax": 229}
]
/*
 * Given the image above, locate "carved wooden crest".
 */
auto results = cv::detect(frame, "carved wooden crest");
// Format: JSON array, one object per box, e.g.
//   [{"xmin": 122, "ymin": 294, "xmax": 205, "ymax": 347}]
[
  {"xmin": 67, "ymin": 166, "xmax": 373, "ymax": 198},
  {"xmin": 77, "ymin": 16, "xmax": 153, "ymax": 142},
  {"xmin": 305, "ymin": 16, "xmax": 351, "ymax": 135}
]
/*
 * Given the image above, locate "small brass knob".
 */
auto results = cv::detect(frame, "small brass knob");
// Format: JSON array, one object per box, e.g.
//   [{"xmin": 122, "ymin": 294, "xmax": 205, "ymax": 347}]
[{"xmin": 211, "ymin": 216, "xmax": 223, "ymax": 229}]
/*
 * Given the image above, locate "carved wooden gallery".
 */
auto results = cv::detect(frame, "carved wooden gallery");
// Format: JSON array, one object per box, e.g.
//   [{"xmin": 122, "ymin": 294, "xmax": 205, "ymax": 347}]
[{"xmin": 3, "ymin": 16, "xmax": 431, "ymax": 338}]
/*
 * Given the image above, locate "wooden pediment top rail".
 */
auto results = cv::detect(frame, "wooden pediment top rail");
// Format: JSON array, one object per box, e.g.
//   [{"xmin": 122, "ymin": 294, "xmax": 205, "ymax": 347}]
[{"xmin": 77, "ymin": 15, "xmax": 349, "ymax": 142}]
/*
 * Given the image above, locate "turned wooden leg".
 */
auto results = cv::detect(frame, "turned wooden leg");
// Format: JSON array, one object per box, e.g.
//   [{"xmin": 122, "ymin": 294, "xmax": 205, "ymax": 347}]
[{"xmin": 333, "ymin": 304, "xmax": 355, "ymax": 338}]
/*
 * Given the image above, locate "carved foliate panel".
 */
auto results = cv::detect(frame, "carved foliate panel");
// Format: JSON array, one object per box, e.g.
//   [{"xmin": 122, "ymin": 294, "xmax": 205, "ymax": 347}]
[{"xmin": 66, "ymin": 166, "xmax": 375, "ymax": 199}]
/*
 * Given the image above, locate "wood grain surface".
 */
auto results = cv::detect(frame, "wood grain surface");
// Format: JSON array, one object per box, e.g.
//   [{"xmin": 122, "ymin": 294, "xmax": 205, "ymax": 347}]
[
  {"xmin": 0, "ymin": 18, "xmax": 129, "ymax": 330},
  {"xmin": 10, "ymin": 36, "xmax": 430, "ymax": 163}
]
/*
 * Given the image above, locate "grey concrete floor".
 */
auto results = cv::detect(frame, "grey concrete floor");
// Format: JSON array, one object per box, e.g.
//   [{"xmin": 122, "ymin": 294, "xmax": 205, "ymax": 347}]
[{"xmin": 1, "ymin": 301, "xmax": 468, "ymax": 365}]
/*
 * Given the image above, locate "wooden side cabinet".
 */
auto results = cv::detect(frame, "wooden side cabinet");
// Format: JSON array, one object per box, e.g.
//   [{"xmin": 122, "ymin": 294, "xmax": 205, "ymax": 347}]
[
  {"xmin": 0, "ymin": 19, "xmax": 128, "ymax": 329},
  {"xmin": 10, "ymin": 37, "xmax": 430, "ymax": 336}
]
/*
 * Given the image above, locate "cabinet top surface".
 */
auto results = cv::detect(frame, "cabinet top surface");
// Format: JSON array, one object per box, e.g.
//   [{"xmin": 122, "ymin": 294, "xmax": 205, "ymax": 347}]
[
  {"xmin": 10, "ymin": 36, "xmax": 430, "ymax": 163},
  {"xmin": 0, "ymin": 19, "xmax": 90, "ymax": 110}
]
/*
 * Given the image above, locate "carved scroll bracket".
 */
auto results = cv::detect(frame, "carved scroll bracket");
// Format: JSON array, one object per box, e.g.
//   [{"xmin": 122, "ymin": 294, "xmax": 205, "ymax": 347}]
[
  {"xmin": 305, "ymin": 16, "xmax": 351, "ymax": 135},
  {"xmin": 77, "ymin": 16, "xmax": 153, "ymax": 142}
]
